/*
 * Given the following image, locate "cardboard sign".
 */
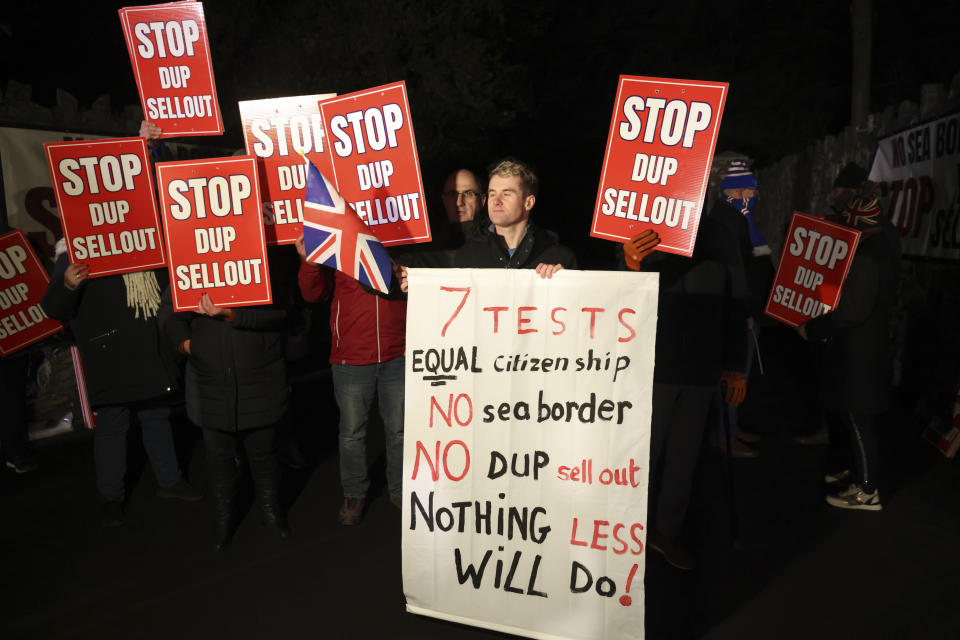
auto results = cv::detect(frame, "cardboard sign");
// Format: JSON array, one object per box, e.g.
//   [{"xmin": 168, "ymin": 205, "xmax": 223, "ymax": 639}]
[
  {"xmin": 764, "ymin": 212, "xmax": 860, "ymax": 327},
  {"xmin": 591, "ymin": 75, "xmax": 728, "ymax": 257},
  {"xmin": 119, "ymin": 1, "xmax": 223, "ymax": 137},
  {"xmin": 869, "ymin": 109, "xmax": 960, "ymax": 259},
  {"xmin": 0, "ymin": 230, "xmax": 63, "ymax": 356},
  {"xmin": 403, "ymin": 268, "xmax": 658, "ymax": 640},
  {"xmin": 44, "ymin": 138, "xmax": 166, "ymax": 277},
  {"xmin": 239, "ymin": 94, "xmax": 337, "ymax": 245},
  {"xmin": 318, "ymin": 82, "xmax": 430, "ymax": 246},
  {"xmin": 155, "ymin": 156, "xmax": 271, "ymax": 311}
]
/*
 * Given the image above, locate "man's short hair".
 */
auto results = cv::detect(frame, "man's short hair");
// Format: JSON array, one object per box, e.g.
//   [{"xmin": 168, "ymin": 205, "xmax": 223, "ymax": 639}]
[{"xmin": 489, "ymin": 158, "xmax": 539, "ymax": 197}]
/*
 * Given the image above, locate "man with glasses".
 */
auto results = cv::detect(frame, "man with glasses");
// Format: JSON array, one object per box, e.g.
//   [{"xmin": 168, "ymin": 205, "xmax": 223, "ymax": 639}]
[{"xmin": 440, "ymin": 168, "xmax": 487, "ymax": 245}]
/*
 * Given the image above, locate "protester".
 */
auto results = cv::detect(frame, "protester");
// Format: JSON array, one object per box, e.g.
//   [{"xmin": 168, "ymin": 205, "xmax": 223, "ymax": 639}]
[
  {"xmin": 800, "ymin": 197, "xmax": 900, "ymax": 510},
  {"xmin": 622, "ymin": 219, "xmax": 747, "ymax": 570},
  {"xmin": 160, "ymin": 258, "xmax": 294, "ymax": 549},
  {"xmin": 707, "ymin": 159, "xmax": 763, "ymax": 457},
  {"xmin": 441, "ymin": 168, "xmax": 487, "ymax": 241},
  {"xmin": 453, "ymin": 158, "xmax": 576, "ymax": 271},
  {"xmin": 295, "ymin": 235, "xmax": 407, "ymax": 526},
  {"xmin": 395, "ymin": 167, "xmax": 487, "ymax": 269},
  {"xmin": 41, "ymin": 242, "xmax": 200, "ymax": 527}
]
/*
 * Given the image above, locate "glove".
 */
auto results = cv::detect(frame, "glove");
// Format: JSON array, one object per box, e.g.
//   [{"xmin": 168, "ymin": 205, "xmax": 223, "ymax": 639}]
[
  {"xmin": 622, "ymin": 229, "xmax": 660, "ymax": 271},
  {"xmin": 720, "ymin": 371, "xmax": 746, "ymax": 407}
]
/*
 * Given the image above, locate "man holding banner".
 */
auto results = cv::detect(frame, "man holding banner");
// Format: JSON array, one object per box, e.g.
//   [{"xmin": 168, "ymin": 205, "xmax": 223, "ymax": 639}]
[{"xmin": 454, "ymin": 159, "xmax": 576, "ymax": 271}]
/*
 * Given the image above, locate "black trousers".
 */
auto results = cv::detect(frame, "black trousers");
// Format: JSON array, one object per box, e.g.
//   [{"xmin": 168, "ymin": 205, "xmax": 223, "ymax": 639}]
[
  {"xmin": 202, "ymin": 425, "xmax": 278, "ymax": 473},
  {"xmin": 648, "ymin": 383, "xmax": 715, "ymax": 540},
  {"xmin": 825, "ymin": 410, "xmax": 881, "ymax": 493}
]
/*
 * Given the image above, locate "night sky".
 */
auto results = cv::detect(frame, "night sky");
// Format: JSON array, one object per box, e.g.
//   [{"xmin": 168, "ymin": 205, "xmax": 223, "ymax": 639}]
[{"xmin": 1, "ymin": 1, "xmax": 955, "ymax": 264}]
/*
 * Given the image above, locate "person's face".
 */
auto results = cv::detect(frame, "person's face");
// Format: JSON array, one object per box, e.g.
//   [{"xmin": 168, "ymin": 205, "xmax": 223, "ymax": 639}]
[
  {"xmin": 441, "ymin": 170, "xmax": 485, "ymax": 223},
  {"xmin": 487, "ymin": 174, "xmax": 534, "ymax": 230},
  {"xmin": 831, "ymin": 187, "xmax": 857, "ymax": 214}
]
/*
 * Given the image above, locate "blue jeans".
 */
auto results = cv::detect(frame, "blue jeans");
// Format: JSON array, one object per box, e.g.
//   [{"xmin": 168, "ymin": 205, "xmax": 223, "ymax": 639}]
[
  {"xmin": 331, "ymin": 357, "xmax": 405, "ymax": 498},
  {"xmin": 94, "ymin": 402, "xmax": 182, "ymax": 501}
]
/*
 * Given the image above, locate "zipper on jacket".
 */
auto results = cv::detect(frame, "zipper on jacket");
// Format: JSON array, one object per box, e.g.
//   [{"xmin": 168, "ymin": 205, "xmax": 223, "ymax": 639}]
[
  {"xmin": 375, "ymin": 296, "xmax": 382, "ymax": 362},
  {"xmin": 334, "ymin": 300, "xmax": 341, "ymax": 350},
  {"xmin": 88, "ymin": 328, "xmax": 118, "ymax": 342}
]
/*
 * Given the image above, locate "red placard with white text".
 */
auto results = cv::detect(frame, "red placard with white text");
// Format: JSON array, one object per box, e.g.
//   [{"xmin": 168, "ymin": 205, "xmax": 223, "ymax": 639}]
[
  {"xmin": 44, "ymin": 138, "xmax": 166, "ymax": 277},
  {"xmin": 318, "ymin": 82, "xmax": 430, "ymax": 245},
  {"xmin": 0, "ymin": 230, "xmax": 63, "ymax": 356},
  {"xmin": 156, "ymin": 157, "xmax": 271, "ymax": 311},
  {"xmin": 591, "ymin": 75, "xmax": 728, "ymax": 256},
  {"xmin": 764, "ymin": 212, "xmax": 861, "ymax": 327},
  {"xmin": 119, "ymin": 1, "xmax": 224, "ymax": 137},
  {"xmin": 239, "ymin": 94, "xmax": 337, "ymax": 245}
]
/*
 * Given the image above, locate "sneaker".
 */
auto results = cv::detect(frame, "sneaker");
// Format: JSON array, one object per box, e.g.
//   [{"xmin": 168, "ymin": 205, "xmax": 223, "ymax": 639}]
[
  {"xmin": 4, "ymin": 451, "xmax": 39, "ymax": 474},
  {"xmin": 338, "ymin": 497, "xmax": 365, "ymax": 525},
  {"xmin": 100, "ymin": 500, "xmax": 125, "ymax": 528},
  {"xmin": 157, "ymin": 480, "xmax": 204, "ymax": 501},
  {"xmin": 794, "ymin": 428, "xmax": 830, "ymax": 446},
  {"xmin": 826, "ymin": 484, "xmax": 882, "ymax": 511},
  {"xmin": 737, "ymin": 430, "xmax": 765, "ymax": 444},
  {"xmin": 824, "ymin": 469, "xmax": 853, "ymax": 485},
  {"xmin": 718, "ymin": 438, "xmax": 759, "ymax": 459},
  {"xmin": 390, "ymin": 493, "xmax": 403, "ymax": 509},
  {"xmin": 647, "ymin": 531, "xmax": 696, "ymax": 571}
]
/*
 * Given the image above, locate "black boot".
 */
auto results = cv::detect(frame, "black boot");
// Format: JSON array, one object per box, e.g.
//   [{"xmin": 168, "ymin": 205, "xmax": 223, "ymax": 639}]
[
  {"xmin": 207, "ymin": 449, "xmax": 239, "ymax": 551},
  {"xmin": 249, "ymin": 448, "xmax": 291, "ymax": 539}
]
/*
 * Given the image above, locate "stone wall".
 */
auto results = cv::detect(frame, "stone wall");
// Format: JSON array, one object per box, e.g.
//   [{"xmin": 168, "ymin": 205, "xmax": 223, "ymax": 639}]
[{"xmin": 0, "ymin": 80, "xmax": 142, "ymax": 134}]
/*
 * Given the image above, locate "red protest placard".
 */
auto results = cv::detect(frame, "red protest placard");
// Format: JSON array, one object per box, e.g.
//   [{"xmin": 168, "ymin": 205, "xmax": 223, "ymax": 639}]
[
  {"xmin": 44, "ymin": 138, "xmax": 166, "ymax": 278},
  {"xmin": 0, "ymin": 230, "xmax": 63, "ymax": 356},
  {"xmin": 318, "ymin": 81, "xmax": 430, "ymax": 246},
  {"xmin": 591, "ymin": 75, "xmax": 728, "ymax": 257},
  {"xmin": 155, "ymin": 157, "xmax": 271, "ymax": 311},
  {"xmin": 119, "ymin": 1, "xmax": 223, "ymax": 137},
  {"xmin": 239, "ymin": 94, "xmax": 337, "ymax": 246},
  {"xmin": 764, "ymin": 212, "xmax": 861, "ymax": 327}
]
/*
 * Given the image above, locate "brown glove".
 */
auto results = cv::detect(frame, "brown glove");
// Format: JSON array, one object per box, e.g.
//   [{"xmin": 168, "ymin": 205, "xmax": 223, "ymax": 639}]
[
  {"xmin": 622, "ymin": 229, "xmax": 661, "ymax": 271},
  {"xmin": 720, "ymin": 371, "xmax": 746, "ymax": 407}
]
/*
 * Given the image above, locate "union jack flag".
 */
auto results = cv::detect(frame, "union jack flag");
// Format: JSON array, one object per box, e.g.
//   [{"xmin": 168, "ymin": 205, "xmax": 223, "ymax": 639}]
[{"xmin": 302, "ymin": 158, "xmax": 393, "ymax": 293}]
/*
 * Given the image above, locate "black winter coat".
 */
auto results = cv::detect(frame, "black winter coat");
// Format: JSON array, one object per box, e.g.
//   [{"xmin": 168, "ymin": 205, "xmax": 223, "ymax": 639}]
[
  {"xmin": 40, "ymin": 255, "xmax": 180, "ymax": 407},
  {"xmin": 158, "ymin": 249, "xmax": 296, "ymax": 433},
  {"xmin": 804, "ymin": 226, "xmax": 899, "ymax": 414},
  {"xmin": 638, "ymin": 216, "xmax": 747, "ymax": 386},
  {"xmin": 454, "ymin": 222, "xmax": 577, "ymax": 269}
]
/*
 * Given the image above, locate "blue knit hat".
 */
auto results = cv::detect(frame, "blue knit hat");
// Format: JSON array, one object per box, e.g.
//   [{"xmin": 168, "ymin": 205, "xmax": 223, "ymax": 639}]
[{"xmin": 720, "ymin": 159, "xmax": 758, "ymax": 190}]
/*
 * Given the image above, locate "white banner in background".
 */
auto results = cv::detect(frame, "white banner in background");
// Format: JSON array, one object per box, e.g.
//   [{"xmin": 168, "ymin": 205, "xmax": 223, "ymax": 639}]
[
  {"xmin": 869, "ymin": 109, "xmax": 960, "ymax": 259},
  {"xmin": 402, "ymin": 268, "xmax": 658, "ymax": 640}
]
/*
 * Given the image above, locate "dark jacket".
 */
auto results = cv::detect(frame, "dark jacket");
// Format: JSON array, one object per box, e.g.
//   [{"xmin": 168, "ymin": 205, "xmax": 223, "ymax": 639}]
[
  {"xmin": 454, "ymin": 221, "xmax": 577, "ymax": 269},
  {"xmin": 804, "ymin": 226, "xmax": 899, "ymax": 414},
  {"xmin": 159, "ymin": 250, "xmax": 296, "ymax": 432},
  {"xmin": 638, "ymin": 216, "xmax": 747, "ymax": 386},
  {"xmin": 40, "ymin": 254, "xmax": 180, "ymax": 407}
]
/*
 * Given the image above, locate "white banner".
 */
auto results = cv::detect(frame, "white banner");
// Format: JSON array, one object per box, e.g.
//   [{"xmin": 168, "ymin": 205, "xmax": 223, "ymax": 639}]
[
  {"xmin": 402, "ymin": 268, "xmax": 658, "ymax": 640},
  {"xmin": 869, "ymin": 109, "xmax": 960, "ymax": 259}
]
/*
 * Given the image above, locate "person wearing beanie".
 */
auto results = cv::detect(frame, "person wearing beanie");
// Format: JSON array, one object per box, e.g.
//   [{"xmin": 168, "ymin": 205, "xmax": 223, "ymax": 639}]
[
  {"xmin": 801, "ymin": 197, "xmax": 900, "ymax": 510},
  {"xmin": 707, "ymin": 159, "xmax": 771, "ymax": 457}
]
